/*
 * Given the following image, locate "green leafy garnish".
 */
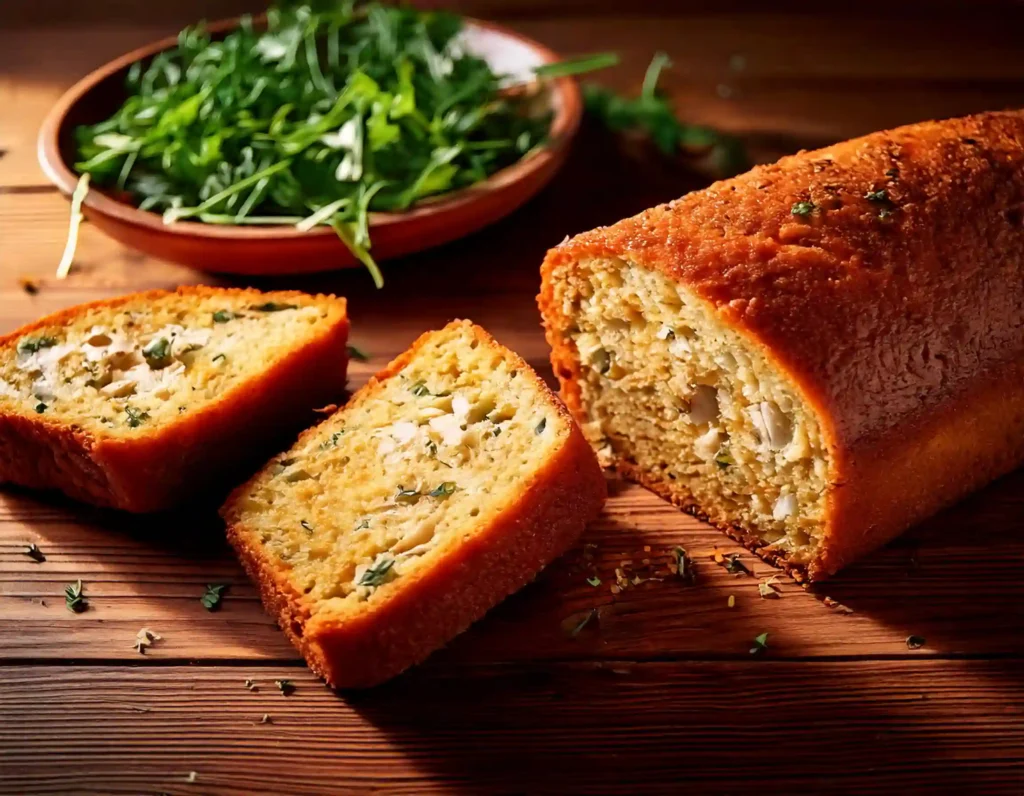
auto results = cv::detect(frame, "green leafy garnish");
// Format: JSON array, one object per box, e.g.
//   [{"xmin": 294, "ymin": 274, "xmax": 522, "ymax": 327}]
[
  {"xmin": 864, "ymin": 189, "xmax": 889, "ymax": 203},
  {"xmin": 212, "ymin": 310, "xmax": 236, "ymax": 323},
  {"xmin": 346, "ymin": 344, "xmax": 370, "ymax": 362},
  {"xmin": 319, "ymin": 430, "xmax": 345, "ymax": 450},
  {"xmin": 72, "ymin": 3, "xmax": 556, "ymax": 288},
  {"xmin": 750, "ymin": 632, "xmax": 769, "ymax": 655},
  {"xmin": 358, "ymin": 554, "xmax": 395, "ymax": 587},
  {"xmin": 65, "ymin": 579, "xmax": 87, "ymax": 613},
  {"xmin": 17, "ymin": 336, "xmax": 57, "ymax": 356},
  {"xmin": 586, "ymin": 576, "xmax": 602, "ymax": 587},
  {"xmin": 906, "ymin": 635, "xmax": 926, "ymax": 650},
  {"xmin": 428, "ymin": 481, "xmax": 456, "ymax": 500},
  {"xmin": 409, "ymin": 381, "xmax": 431, "ymax": 397},
  {"xmin": 56, "ymin": 174, "xmax": 89, "ymax": 279},
  {"xmin": 395, "ymin": 486, "xmax": 421, "ymax": 505},
  {"xmin": 791, "ymin": 200, "xmax": 816, "ymax": 217},
  {"xmin": 124, "ymin": 406, "xmax": 150, "ymax": 428},
  {"xmin": 275, "ymin": 679, "xmax": 295, "ymax": 696},
  {"xmin": 584, "ymin": 52, "xmax": 747, "ymax": 177},
  {"xmin": 201, "ymin": 583, "xmax": 229, "ymax": 611},
  {"xmin": 714, "ymin": 449, "xmax": 734, "ymax": 469},
  {"xmin": 723, "ymin": 553, "xmax": 752, "ymax": 576},
  {"xmin": 142, "ymin": 337, "xmax": 171, "ymax": 367},
  {"xmin": 25, "ymin": 543, "xmax": 46, "ymax": 563},
  {"xmin": 534, "ymin": 52, "xmax": 618, "ymax": 80},
  {"xmin": 251, "ymin": 302, "xmax": 297, "ymax": 312}
]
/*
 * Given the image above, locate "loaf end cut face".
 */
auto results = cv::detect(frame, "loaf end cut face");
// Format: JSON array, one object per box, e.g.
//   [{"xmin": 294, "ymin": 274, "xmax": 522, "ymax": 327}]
[
  {"xmin": 222, "ymin": 320, "xmax": 606, "ymax": 688},
  {"xmin": 541, "ymin": 110, "xmax": 1024, "ymax": 581}
]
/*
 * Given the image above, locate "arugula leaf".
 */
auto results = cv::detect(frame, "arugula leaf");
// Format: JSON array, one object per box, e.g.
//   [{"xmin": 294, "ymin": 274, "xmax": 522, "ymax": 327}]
[
  {"xmin": 428, "ymin": 481, "xmax": 456, "ymax": 500},
  {"xmin": 534, "ymin": 52, "xmax": 618, "ymax": 80},
  {"xmin": 201, "ymin": 583, "xmax": 229, "ymax": 611},
  {"xmin": 358, "ymin": 554, "xmax": 395, "ymax": 587},
  {"xmin": 124, "ymin": 406, "xmax": 150, "ymax": 428},
  {"xmin": 65, "ymin": 579, "xmax": 88, "ymax": 613},
  {"xmin": 750, "ymin": 632, "xmax": 769, "ymax": 655}
]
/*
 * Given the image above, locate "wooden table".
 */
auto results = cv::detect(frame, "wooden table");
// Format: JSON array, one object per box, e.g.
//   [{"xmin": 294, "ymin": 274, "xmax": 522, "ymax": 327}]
[{"xmin": 3, "ymin": 5, "xmax": 1024, "ymax": 793}]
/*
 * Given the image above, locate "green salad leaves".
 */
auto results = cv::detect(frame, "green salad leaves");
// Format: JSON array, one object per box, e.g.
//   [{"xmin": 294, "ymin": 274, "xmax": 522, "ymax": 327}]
[{"xmin": 74, "ymin": 2, "xmax": 596, "ymax": 287}]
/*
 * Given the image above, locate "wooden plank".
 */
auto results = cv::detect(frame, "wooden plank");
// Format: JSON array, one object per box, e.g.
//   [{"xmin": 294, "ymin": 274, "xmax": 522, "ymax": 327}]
[
  {"xmin": 6, "ymin": 13, "xmax": 1024, "ymax": 186},
  {"xmin": 1, "ymin": 661, "xmax": 1023, "ymax": 794},
  {"xmin": 2, "ymin": 466, "xmax": 1022, "ymax": 663}
]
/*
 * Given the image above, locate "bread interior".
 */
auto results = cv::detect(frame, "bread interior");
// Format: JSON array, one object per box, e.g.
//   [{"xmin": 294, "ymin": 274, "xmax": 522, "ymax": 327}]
[
  {"xmin": 548, "ymin": 255, "xmax": 831, "ymax": 566},
  {"xmin": 228, "ymin": 323, "xmax": 565, "ymax": 615}
]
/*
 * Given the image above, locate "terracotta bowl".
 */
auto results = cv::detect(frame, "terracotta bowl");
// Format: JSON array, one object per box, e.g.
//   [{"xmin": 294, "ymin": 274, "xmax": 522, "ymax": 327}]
[{"xmin": 38, "ymin": 17, "xmax": 582, "ymax": 277}]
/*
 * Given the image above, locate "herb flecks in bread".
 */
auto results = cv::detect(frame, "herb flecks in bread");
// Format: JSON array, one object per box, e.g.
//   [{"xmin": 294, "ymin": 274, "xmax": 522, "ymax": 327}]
[
  {"xmin": 222, "ymin": 321, "xmax": 606, "ymax": 688},
  {"xmin": 0, "ymin": 286, "xmax": 349, "ymax": 511}
]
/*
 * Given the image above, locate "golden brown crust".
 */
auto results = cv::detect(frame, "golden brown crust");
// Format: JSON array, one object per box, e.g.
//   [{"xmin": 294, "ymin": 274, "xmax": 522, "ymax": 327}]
[
  {"xmin": 222, "ymin": 320, "xmax": 607, "ymax": 688},
  {"xmin": 0, "ymin": 286, "xmax": 349, "ymax": 512},
  {"xmin": 539, "ymin": 110, "xmax": 1024, "ymax": 580}
]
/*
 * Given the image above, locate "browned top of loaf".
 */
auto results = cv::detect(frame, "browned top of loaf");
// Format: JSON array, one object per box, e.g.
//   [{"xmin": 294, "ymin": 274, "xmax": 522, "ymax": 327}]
[{"xmin": 542, "ymin": 110, "xmax": 1024, "ymax": 452}]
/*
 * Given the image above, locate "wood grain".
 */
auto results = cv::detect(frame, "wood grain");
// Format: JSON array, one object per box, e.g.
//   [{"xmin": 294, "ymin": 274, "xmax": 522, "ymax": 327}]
[
  {"xmin": 3, "ymin": 6, "xmax": 1024, "ymax": 793},
  {"xmin": 2, "ymin": 661, "xmax": 1023, "ymax": 794}
]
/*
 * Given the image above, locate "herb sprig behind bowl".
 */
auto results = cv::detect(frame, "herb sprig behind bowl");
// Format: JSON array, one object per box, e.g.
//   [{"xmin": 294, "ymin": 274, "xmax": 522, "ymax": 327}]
[{"xmin": 72, "ymin": 3, "xmax": 614, "ymax": 287}]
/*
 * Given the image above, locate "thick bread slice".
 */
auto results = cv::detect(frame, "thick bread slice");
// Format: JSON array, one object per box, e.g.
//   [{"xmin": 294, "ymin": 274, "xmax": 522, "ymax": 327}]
[
  {"xmin": 0, "ymin": 286, "xmax": 348, "ymax": 511},
  {"xmin": 539, "ymin": 110, "xmax": 1024, "ymax": 581},
  {"xmin": 221, "ymin": 320, "xmax": 606, "ymax": 688}
]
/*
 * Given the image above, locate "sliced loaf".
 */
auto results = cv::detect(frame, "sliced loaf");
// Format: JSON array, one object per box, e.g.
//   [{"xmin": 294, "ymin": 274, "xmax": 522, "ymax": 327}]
[{"xmin": 221, "ymin": 320, "xmax": 606, "ymax": 687}]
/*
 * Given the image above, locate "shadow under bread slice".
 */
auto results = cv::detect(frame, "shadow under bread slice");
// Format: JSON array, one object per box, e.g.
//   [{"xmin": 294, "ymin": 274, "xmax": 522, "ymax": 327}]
[
  {"xmin": 221, "ymin": 320, "xmax": 606, "ymax": 689},
  {"xmin": 0, "ymin": 286, "xmax": 349, "ymax": 512}
]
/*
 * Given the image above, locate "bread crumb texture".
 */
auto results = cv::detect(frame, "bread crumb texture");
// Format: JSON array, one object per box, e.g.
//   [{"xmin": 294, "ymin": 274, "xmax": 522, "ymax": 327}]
[
  {"xmin": 547, "ymin": 256, "xmax": 830, "ymax": 566},
  {"xmin": 0, "ymin": 289, "xmax": 336, "ymax": 435},
  {"xmin": 226, "ymin": 321, "xmax": 572, "ymax": 617}
]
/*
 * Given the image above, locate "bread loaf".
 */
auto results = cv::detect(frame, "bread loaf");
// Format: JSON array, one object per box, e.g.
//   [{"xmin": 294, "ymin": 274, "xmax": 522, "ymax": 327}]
[
  {"xmin": 0, "ymin": 286, "xmax": 349, "ymax": 511},
  {"xmin": 221, "ymin": 321, "xmax": 605, "ymax": 687},
  {"xmin": 539, "ymin": 110, "xmax": 1024, "ymax": 581}
]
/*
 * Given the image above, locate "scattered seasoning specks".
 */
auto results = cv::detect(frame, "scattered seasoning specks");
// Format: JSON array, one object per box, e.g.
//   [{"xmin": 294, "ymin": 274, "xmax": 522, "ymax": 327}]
[
  {"xmin": 275, "ymin": 679, "xmax": 295, "ymax": 696},
  {"xmin": 133, "ymin": 627, "xmax": 162, "ymax": 654},
  {"xmin": 750, "ymin": 632, "xmax": 769, "ymax": 656},
  {"xmin": 906, "ymin": 635, "xmax": 926, "ymax": 650},
  {"xmin": 24, "ymin": 544, "xmax": 45, "ymax": 563},
  {"xmin": 200, "ymin": 583, "xmax": 229, "ymax": 611},
  {"xmin": 791, "ymin": 200, "xmax": 816, "ymax": 217},
  {"xmin": 64, "ymin": 579, "xmax": 87, "ymax": 613},
  {"xmin": 346, "ymin": 344, "xmax": 370, "ymax": 362}
]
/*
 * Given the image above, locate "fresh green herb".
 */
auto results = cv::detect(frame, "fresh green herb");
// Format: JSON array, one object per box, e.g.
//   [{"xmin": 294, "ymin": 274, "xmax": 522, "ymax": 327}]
[
  {"xmin": 592, "ymin": 348, "xmax": 611, "ymax": 375},
  {"xmin": 906, "ymin": 635, "xmax": 926, "ymax": 650},
  {"xmin": 275, "ymin": 679, "xmax": 294, "ymax": 696},
  {"xmin": 124, "ymin": 406, "xmax": 150, "ymax": 428},
  {"xmin": 72, "ymin": 3, "xmax": 557, "ymax": 288},
  {"xmin": 409, "ymin": 381, "xmax": 431, "ymax": 397},
  {"xmin": 428, "ymin": 481, "xmax": 456, "ymax": 500},
  {"xmin": 17, "ymin": 336, "xmax": 57, "ymax": 356},
  {"xmin": 750, "ymin": 631, "xmax": 769, "ymax": 655},
  {"xmin": 56, "ymin": 174, "xmax": 89, "ymax": 279},
  {"xmin": 535, "ymin": 417, "xmax": 547, "ymax": 435},
  {"xmin": 142, "ymin": 336, "xmax": 171, "ymax": 367},
  {"xmin": 358, "ymin": 554, "xmax": 395, "ymax": 587},
  {"xmin": 320, "ymin": 430, "xmax": 345, "ymax": 449},
  {"xmin": 865, "ymin": 188, "xmax": 896, "ymax": 219},
  {"xmin": 354, "ymin": 519, "xmax": 370, "ymax": 531},
  {"xmin": 673, "ymin": 546, "xmax": 695, "ymax": 584},
  {"xmin": 212, "ymin": 310, "xmax": 236, "ymax": 323},
  {"xmin": 714, "ymin": 449, "xmax": 734, "ymax": 469},
  {"xmin": 25, "ymin": 543, "xmax": 46, "ymax": 563},
  {"xmin": 65, "ymin": 579, "xmax": 87, "ymax": 613},
  {"xmin": 864, "ymin": 189, "xmax": 889, "ymax": 203},
  {"xmin": 586, "ymin": 575, "xmax": 602, "ymax": 587},
  {"xmin": 212, "ymin": 353, "xmax": 227, "ymax": 364},
  {"xmin": 395, "ymin": 486, "xmax": 421, "ymax": 505},
  {"xmin": 300, "ymin": 520, "xmax": 314, "ymax": 534},
  {"xmin": 34, "ymin": 402, "xmax": 47, "ymax": 414},
  {"xmin": 791, "ymin": 200, "xmax": 816, "ymax": 217},
  {"xmin": 584, "ymin": 53, "xmax": 748, "ymax": 178},
  {"xmin": 534, "ymin": 52, "xmax": 618, "ymax": 79},
  {"xmin": 201, "ymin": 583, "xmax": 229, "ymax": 611},
  {"xmin": 346, "ymin": 344, "xmax": 370, "ymax": 362},
  {"xmin": 723, "ymin": 553, "xmax": 752, "ymax": 576},
  {"xmin": 568, "ymin": 608, "xmax": 599, "ymax": 637},
  {"xmin": 251, "ymin": 302, "xmax": 297, "ymax": 312}
]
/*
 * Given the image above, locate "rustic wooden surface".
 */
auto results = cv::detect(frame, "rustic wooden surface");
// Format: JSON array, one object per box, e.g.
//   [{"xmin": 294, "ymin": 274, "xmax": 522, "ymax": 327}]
[{"xmin": 2, "ymin": 5, "xmax": 1024, "ymax": 794}]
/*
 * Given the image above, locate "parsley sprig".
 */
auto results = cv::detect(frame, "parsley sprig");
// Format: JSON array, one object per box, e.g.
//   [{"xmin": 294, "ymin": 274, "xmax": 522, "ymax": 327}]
[{"xmin": 73, "ymin": 3, "xmax": 612, "ymax": 288}]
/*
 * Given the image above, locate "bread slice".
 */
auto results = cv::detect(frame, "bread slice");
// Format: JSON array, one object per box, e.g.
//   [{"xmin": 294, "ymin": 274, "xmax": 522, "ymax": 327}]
[
  {"xmin": 0, "ymin": 286, "xmax": 349, "ymax": 512},
  {"xmin": 221, "ymin": 320, "xmax": 606, "ymax": 688},
  {"xmin": 539, "ymin": 110, "xmax": 1024, "ymax": 581}
]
